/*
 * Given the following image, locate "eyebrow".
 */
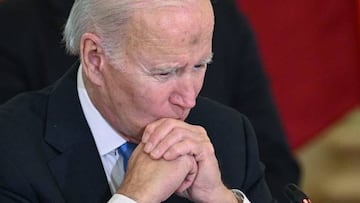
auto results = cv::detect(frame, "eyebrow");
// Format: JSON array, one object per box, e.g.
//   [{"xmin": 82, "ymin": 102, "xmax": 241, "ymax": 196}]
[
  {"xmin": 200, "ymin": 52, "xmax": 214, "ymax": 65},
  {"xmin": 150, "ymin": 52, "xmax": 214, "ymax": 72},
  {"xmin": 151, "ymin": 63, "xmax": 183, "ymax": 72}
]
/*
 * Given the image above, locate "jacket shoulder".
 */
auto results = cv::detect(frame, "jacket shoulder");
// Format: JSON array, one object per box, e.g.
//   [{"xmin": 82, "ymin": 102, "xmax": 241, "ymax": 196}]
[{"xmin": 0, "ymin": 90, "xmax": 50, "ymax": 147}]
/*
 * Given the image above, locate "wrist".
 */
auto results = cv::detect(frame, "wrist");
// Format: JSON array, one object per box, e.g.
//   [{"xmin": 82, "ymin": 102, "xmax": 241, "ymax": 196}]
[{"xmin": 198, "ymin": 186, "xmax": 237, "ymax": 203}]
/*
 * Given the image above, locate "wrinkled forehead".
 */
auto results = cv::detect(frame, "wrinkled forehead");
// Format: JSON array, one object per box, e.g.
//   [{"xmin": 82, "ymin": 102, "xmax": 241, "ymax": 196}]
[{"xmin": 126, "ymin": 0, "xmax": 214, "ymax": 49}]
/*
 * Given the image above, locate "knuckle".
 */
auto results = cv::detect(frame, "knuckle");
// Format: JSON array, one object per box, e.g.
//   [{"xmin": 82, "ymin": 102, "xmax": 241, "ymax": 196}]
[
  {"xmin": 195, "ymin": 125, "xmax": 207, "ymax": 136},
  {"xmin": 163, "ymin": 118, "xmax": 176, "ymax": 125},
  {"xmin": 172, "ymin": 128, "xmax": 185, "ymax": 139},
  {"xmin": 204, "ymin": 141, "xmax": 215, "ymax": 155},
  {"xmin": 144, "ymin": 122, "xmax": 156, "ymax": 133},
  {"xmin": 170, "ymin": 145, "xmax": 183, "ymax": 155}
]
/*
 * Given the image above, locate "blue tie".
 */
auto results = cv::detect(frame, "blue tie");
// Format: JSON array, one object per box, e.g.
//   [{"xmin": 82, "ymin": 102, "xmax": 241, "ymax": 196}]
[{"xmin": 118, "ymin": 142, "xmax": 137, "ymax": 171}]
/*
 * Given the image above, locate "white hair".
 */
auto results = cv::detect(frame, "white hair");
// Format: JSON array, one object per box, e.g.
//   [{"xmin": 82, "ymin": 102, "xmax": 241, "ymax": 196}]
[{"xmin": 63, "ymin": 0, "xmax": 186, "ymax": 62}]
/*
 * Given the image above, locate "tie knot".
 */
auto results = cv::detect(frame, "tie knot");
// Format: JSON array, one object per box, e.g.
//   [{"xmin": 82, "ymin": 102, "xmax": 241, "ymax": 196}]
[{"xmin": 118, "ymin": 142, "xmax": 137, "ymax": 171}]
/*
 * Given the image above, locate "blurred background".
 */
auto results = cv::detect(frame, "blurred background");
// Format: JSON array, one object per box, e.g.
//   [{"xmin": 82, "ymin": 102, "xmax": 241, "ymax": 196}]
[{"xmin": 236, "ymin": 0, "xmax": 360, "ymax": 202}]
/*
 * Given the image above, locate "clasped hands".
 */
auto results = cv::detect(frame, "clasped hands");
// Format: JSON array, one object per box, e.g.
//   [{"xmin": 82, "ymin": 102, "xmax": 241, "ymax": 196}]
[{"xmin": 117, "ymin": 118, "xmax": 239, "ymax": 203}]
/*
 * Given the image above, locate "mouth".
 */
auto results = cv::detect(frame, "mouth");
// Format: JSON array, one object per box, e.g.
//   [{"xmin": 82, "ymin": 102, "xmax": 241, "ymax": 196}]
[
  {"xmin": 165, "ymin": 106, "xmax": 192, "ymax": 121},
  {"xmin": 159, "ymin": 111, "xmax": 188, "ymax": 121}
]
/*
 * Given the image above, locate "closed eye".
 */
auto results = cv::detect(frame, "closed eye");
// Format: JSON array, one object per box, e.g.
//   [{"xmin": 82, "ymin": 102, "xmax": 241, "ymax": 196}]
[
  {"xmin": 195, "ymin": 53, "xmax": 213, "ymax": 69},
  {"xmin": 153, "ymin": 69, "xmax": 177, "ymax": 81},
  {"xmin": 194, "ymin": 63, "xmax": 208, "ymax": 69},
  {"xmin": 159, "ymin": 72, "xmax": 171, "ymax": 76}
]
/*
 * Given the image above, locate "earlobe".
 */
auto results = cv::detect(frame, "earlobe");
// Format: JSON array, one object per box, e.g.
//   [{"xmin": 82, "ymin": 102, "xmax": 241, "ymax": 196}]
[{"xmin": 80, "ymin": 33, "xmax": 106, "ymax": 86}]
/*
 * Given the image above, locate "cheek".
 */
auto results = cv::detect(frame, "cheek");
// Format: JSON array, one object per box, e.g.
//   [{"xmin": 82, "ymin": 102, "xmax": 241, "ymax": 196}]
[
  {"xmin": 132, "ymin": 81, "xmax": 180, "ymax": 118},
  {"xmin": 136, "ymin": 85, "xmax": 171, "ymax": 108},
  {"xmin": 197, "ymin": 75, "xmax": 205, "ymax": 90},
  {"xmin": 194, "ymin": 71, "xmax": 206, "ymax": 93}
]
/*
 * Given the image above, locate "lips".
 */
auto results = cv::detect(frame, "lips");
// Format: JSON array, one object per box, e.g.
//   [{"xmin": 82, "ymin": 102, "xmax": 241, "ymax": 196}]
[{"xmin": 157, "ymin": 112, "xmax": 188, "ymax": 121}]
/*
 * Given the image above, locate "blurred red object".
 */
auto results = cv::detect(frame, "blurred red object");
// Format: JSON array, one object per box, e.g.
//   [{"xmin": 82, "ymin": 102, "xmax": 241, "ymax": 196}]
[{"xmin": 236, "ymin": 0, "xmax": 360, "ymax": 149}]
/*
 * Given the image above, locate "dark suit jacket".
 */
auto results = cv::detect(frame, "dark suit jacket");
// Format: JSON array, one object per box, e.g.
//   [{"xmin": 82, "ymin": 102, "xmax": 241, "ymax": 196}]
[
  {"xmin": 0, "ymin": 64, "xmax": 275, "ymax": 203},
  {"xmin": 0, "ymin": 0, "xmax": 299, "ymax": 202}
]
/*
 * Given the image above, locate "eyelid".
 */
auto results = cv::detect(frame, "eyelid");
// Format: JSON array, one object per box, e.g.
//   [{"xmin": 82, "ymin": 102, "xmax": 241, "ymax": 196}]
[
  {"xmin": 194, "ymin": 63, "xmax": 207, "ymax": 68},
  {"xmin": 192, "ymin": 53, "xmax": 212, "ymax": 69},
  {"xmin": 151, "ymin": 68, "xmax": 177, "ymax": 78},
  {"xmin": 153, "ymin": 68, "xmax": 177, "ymax": 74}
]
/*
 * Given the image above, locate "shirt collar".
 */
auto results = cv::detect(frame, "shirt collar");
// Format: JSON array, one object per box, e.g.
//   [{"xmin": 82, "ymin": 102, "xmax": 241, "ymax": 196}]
[{"xmin": 77, "ymin": 66, "xmax": 126, "ymax": 156}]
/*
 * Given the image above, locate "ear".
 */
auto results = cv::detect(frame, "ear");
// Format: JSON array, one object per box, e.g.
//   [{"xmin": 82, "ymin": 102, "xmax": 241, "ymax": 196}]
[{"xmin": 80, "ymin": 33, "xmax": 107, "ymax": 86}]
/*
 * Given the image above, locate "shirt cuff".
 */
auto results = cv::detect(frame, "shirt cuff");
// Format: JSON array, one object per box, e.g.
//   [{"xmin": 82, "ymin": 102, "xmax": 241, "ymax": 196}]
[
  {"xmin": 108, "ymin": 190, "xmax": 249, "ymax": 203},
  {"xmin": 108, "ymin": 194, "xmax": 137, "ymax": 203},
  {"xmin": 232, "ymin": 189, "xmax": 251, "ymax": 203}
]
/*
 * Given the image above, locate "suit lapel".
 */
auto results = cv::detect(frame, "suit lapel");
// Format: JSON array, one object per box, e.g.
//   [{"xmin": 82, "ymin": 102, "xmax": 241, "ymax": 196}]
[{"xmin": 44, "ymin": 63, "xmax": 111, "ymax": 203}]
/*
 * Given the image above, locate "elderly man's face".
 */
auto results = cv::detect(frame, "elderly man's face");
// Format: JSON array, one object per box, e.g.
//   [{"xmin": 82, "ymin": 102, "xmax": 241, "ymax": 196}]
[{"xmin": 100, "ymin": 0, "xmax": 214, "ymax": 140}]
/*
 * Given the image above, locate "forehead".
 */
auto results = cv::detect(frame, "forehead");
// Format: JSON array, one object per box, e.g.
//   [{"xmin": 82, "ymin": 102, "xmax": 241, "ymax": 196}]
[
  {"xmin": 126, "ymin": 1, "xmax": 213, "ymax": 51},
  {"xmin": 121, "ymin": 1, "xmax": 214, "ymax": 67}
]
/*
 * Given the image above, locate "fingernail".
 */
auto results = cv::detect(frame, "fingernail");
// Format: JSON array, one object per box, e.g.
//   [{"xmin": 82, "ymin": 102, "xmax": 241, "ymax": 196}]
[
  {"xmin": 144, "ymin": 142, "xmax": 153, "ymax": 153},
  {"xmin": 151, "ymin": 149, "xmax": 160, "ymax": 158}
]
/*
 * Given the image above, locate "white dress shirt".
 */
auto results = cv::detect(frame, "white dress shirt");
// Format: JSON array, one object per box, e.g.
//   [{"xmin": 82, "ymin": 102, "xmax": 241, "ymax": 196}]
[
  {"xmin": 77, "ymin": 66, "xmax": 250, "ymax": 203},
  {"xmin": 77, "ymin": 67, "xmax": 135, "ymax": 203}
]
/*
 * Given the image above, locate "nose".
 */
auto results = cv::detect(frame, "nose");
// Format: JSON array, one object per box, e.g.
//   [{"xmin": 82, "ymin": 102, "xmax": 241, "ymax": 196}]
[{"xmin": 169, "ymin": 76, "xmax": 198, "ymax": 109}]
